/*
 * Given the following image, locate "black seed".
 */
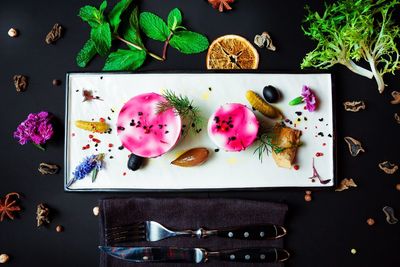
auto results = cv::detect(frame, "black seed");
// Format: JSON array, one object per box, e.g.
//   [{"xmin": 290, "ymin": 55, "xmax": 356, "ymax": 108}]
[
  {"xmin": 117, "ymin": 126, "xmax": 125, "ymax": 131},
  {"xmin": 328, "ymin": 134, "xmax": 332, "ymax": 137},
  {"xmin": 295, "ymin": 111, "xmax": 302, "ymax": 116},
  {"xmin": 138, "ymin": 112, "xmax": 143, "ymax": 116},
  {"xmin": 188, "ymin": 105, "xmax": 193, "ymax": 110},
  {"xmin": 252, "ymin": 107, "xmax": 256, "ymax": 111},
  {"xmin": 95, "ymin": 143, "xmax": 98, "ymax": 147},
  {"xmin": 297, "ymin": 118, "xmax": 301, "ymax": 122},
  {"xmin": 318, "ymin": 132, "xmax": 324, "ymax": 137},
  {"xmin": 75, "ymin": 89, "xmax": 79, "ymax": 92},
  {"xmin": 209, "ymin": 87, "xmax": 212, "ymax": 91},
  {"xmin": 149, "ymin": 125, "xmax": 153, "ymax": 129},
  {"xmin": 100, "ymin": 76, "xmax": 103, "ymax": 79},
  {"xmin": 158, "ymin": 124, "xmax": 163, "ymax": 129},
  {"xmin": 304, "ymin": 117, "xmax": 308, "ymax": 121},
  {"xmin": 111, "ymin": 108, "xmax": 115, "ymax": 113},
  {"xmin": 214, "ymin": 148, "xmax": 220, "ymax": 152},
  {"xmin": 108, "ymin": 149, "xmax": 111, "ymax": 152},
  {"xmin": 229, "ymin": 124, "xmax": 234, "ymax": 128},
  {"xmin": 118, "ymin": 146, "xmax": 124, "ymax": 150},
  {"xmin": 319, "ymin": 118, "xmax": 324, "ymax": 122},
  {"xmin": 143, "ymin": 126, "xmax": 147, "ymax": 129},
  {"xmin": 191, "ymin": 123, "xmax": 195, "ymax": 127},
  {"xmin": 216, "ymin": 125, "xmax": 221, "ymax": 129},
  {"xmin": 107, "ymin": 117, "xmax": 111, "ymax": 120},
  {"xmin": 214, "ymin": 116, "xmax": 220, "ymax": 123},
  {"xmin": 110, "ymin": 156, "xmax": 114, "ymax": 159},
  {"xmin": 165, "ymin": 131, "xmax": 169, "ymax": 134}
]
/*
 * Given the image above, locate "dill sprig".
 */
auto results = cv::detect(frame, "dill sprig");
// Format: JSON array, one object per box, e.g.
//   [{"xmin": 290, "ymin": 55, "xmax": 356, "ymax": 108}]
[
  {"xmin": 157, "ymin": 90, "xmax": 203, "ymax": 136},
  {"xmin": 253, "ymin": 133, "xmax": 285, "ymax": 163}
]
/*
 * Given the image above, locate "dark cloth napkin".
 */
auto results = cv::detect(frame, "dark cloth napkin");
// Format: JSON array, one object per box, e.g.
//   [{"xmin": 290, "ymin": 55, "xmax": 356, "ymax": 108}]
[{"xmin": 99, "ymin": 197, "xmax": 288, "ymax": 267}]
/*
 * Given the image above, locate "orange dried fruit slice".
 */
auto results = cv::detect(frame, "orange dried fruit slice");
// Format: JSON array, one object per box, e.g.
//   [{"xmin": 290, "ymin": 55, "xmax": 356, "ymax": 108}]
[{"xmin": 206, "ymin": 34, "xmax": 259, "ymax": 69}]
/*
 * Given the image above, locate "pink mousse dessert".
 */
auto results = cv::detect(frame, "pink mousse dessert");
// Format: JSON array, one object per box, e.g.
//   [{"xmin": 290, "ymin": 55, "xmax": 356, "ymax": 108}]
[
  {"xmin": 208, "ymin": 103, "xmax": 259, "ymax": 152},
  {"xmin": 117, "ymin": 93, "xmax": 182, "ymax": 158}
]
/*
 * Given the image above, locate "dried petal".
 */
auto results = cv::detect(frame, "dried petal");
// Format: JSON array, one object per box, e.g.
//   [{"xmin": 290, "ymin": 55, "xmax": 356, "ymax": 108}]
[
  {"xmin": 45, "ymin": 23, "xmax": 63, "ymax": 44},
  {"xmin": 36, "ymin": 203, "xmax": 50, "ymax": 227},
  {"xmin": 38, "ymin": 163, "xmax": 60, "ymax": 175},
  {"xmin": 343, "ymin": 101, "xmax": 365, "ymax": 112},
  {"xmin": 382, "ymin": 206, "xmax": 398, "ymax": 225},
  {"xmin": 391, "ymin": 91, "xmax": 400, "ymax": 104},
  {"xmin": 13, "ymin": 75, "xmax": 28, "ymax": 92},
  {"xmin": 395, "ymin": 113, "xmax": 400, "ymax": 124},
  {"xmin": 335, "ymin": 178, "xmax": 357, "ymax": 192},
  {"xmin": 171, "ymin": 148, "xmax": 209, "ymax": 167},
  {"xmin": 378, "ymin": 161, "xmax": 398, "ymax": 174},
  {"xmin": 344, "ymin": 136, "xmax": 365, "ymax": 157}
]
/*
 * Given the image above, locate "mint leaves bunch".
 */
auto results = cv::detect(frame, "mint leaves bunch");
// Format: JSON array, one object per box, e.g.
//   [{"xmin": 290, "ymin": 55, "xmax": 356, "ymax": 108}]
[{"xmin": 76, "ymin": 0, "xmax": 209, "ymax": 71}]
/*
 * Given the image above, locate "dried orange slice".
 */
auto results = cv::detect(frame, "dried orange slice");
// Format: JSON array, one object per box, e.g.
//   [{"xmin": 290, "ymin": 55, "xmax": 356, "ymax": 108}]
[{"xmin": 206, "ymin": 34, "xmax": 259, "ymax": 69}]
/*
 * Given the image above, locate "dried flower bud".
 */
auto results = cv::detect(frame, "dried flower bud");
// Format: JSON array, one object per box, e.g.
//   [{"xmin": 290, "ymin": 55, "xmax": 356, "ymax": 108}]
[
  {"xmin": 8, "ymin": 28, "xmax": 18, "ymax": 37},
  {"xmin": 0, "ymin": 254, "xmax": 9, "ymax": 263},
  {"xmin": 93, "ymin": 206, "xmax": 99, "ymax": 216},
  {"xmin": 366, "ymin": 218, "xmax": 375, "ymax": 226},
  {"xmin": 45, "ymin": 23, "xmax": 63, "ymax": 44},
  {"xmin": 56, "ymin": 225, "xmax": 64, "ymax": 232},
  {"xmin": 13, "ymin": 75, "xmax": 28, "ymax": 92},
  {"xmin": 304, "ymin": 194, "xmax": 312, "ymax": 202}
]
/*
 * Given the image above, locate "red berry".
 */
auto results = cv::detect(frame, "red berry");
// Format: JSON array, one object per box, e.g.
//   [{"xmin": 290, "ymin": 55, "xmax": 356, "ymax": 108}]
[
  {"xmin": 89, "ymin": 134, "xmax": 94, "ymax": 139},
  {"xmin": 108, "ymin": 143, "xmax": 113, "ymax": 148},
  {"xmin": 294, "ymin": 165, "xmax": 299, "ymax": 170},
  {"xmin": 99, "ymin": 118, "xmax": 105, "ymax": 122}
]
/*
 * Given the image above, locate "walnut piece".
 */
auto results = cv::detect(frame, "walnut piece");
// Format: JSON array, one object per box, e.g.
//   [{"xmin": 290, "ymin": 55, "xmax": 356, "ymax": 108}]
[
  {"xmin": 335, "ymin": 178, "xmax": 357, "ymax": 192},
  {"xmin": 391, "ymin": 91, "xmax": 400, "ymax": 104},
  {"xmin": 45, "ymin": 23, "xmax": 63, "ymax": 44},
  {"xmin": 13, "ymin": 75, "xmax": 28, "ymax": 92},
  {"xmin": 36, "ymin": 203, "xmax": 50, "ymax": 227},
  {"xmin": 343, "ymin": 101, "xmax": 365, "ymax": 112},
  {"xmin": 254, "ymin": 32, "xmax": 276, "ymax": 51}
]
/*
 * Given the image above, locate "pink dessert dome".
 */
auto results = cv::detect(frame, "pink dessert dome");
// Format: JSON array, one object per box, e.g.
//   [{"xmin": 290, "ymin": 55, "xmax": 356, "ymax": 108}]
[
  {"xmin": 117, "ymin": 92, "xmax": 182, "ymax": 158},
  {"xmin": 208, "ymin": 103, "xmax": 259, "ymax": 152}
]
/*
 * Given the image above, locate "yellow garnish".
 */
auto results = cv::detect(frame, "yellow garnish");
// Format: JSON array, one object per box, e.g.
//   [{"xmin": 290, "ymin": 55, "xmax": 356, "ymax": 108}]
[
  {"xmin": 245, "ymin": 90, "xmax": 282, "ymax": 119},
  {"xmin": 75, "ymin": 120, "xmax": 109, "ymax": 133}
]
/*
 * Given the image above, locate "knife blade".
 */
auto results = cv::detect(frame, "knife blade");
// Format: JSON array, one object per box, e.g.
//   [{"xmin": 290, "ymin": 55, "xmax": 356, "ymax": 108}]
[{"xmin": 99, "ymin": 246, "xmax": 290, "ymax": 263}]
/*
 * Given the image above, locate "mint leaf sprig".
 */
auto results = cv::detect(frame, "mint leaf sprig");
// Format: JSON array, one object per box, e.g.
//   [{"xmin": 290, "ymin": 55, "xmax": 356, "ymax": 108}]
[{"xmin": 76, "ymin": 1, "xmax": 209, "ymax": 71}]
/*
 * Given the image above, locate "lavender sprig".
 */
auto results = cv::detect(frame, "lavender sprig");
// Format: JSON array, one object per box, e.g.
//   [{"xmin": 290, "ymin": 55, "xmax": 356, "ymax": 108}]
[{"xmin": 67, "ymin": 153, "xmax": 105, "ymax": 188}]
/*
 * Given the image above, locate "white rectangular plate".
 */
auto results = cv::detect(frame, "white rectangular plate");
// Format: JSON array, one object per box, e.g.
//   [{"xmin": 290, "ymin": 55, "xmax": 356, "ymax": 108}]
[{"xmin": 65, "ymin": 73, "xmax": 335, "ymax": 191}]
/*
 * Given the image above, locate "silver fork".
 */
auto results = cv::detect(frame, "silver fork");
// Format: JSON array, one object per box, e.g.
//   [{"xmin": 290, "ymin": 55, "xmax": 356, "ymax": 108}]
[{"xmin": 105, "ymin": 221, "xmax": 287, "ymax": 245}]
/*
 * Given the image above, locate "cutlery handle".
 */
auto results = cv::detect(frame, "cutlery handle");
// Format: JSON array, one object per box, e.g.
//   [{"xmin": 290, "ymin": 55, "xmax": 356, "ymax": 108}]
[
  {"xmin": 216, "ymin": 248, "xmax": 290, "ymax": 263},
  {"xmin": 215, "ymin": 224, "xmax": 287, "ymax": 240}
]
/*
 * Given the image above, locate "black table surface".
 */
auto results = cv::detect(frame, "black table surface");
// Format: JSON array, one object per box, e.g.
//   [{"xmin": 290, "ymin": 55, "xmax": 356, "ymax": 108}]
[{"xmin": 1, "ymin": 0, "xmax": 399, "ymax": 266}]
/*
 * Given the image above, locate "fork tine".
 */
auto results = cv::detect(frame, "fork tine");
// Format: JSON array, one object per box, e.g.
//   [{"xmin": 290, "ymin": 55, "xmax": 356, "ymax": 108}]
[
  {"xmin": 106, "ymin": 222, "xmax": 145, "ymax": 232},
  {"xmin": 105, "ymin": 222, "xmax": 147, "ymax": 244}
]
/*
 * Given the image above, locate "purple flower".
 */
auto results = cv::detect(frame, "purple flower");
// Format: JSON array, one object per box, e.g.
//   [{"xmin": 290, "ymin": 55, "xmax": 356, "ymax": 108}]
[
  {"xmin": 67, "ymin": 154, "xmax": 105, "ymax": 187},
  {"xmin": 301, "ymin": 85, "xmax": 317, "ymax": 112},
  {"xmin": 13, "ymin": 111, "xmax": 54, "ymax": 146}
]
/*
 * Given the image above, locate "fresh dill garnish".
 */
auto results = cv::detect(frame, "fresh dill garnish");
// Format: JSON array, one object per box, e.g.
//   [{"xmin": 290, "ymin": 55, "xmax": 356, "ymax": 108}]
[
  {"xmin": 157, "ymin": 89, "xmax": 203, "ymax": 136},
  {"xmin": 254, "ymin": 133, "xmax": 285, "ymax": 162}
]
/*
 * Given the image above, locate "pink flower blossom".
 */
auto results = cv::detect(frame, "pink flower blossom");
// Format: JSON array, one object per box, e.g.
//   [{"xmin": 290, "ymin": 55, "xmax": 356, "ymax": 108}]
[
  {"xmin": 13, "ymin": 112, "xmax": 54, "ymax": 146},
  {"xmin": 301, "ymin": 85, "xmax": 317, "ymax": 112}
]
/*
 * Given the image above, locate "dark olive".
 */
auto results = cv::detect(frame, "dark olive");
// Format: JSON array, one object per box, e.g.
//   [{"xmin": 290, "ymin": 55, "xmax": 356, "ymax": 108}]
[
  {"xmin": 263, "ymin": 85, "xmax": 281, "ymax": 103},
  {"xmin": 127, "ymin": 153, "xmax": 143, "ymax": 171}
]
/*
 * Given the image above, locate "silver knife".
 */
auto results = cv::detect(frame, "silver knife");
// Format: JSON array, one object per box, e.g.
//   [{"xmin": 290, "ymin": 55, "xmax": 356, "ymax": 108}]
[{"xmin": 99, "ymin": 246, "xmax": 290, "ymax": 263}]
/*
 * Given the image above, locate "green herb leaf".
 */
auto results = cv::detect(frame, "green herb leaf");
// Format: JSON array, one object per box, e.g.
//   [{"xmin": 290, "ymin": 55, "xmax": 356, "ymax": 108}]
[
  {"xmin": 91, "ymin": 167, "xmax": 99, "ymax": 183},
  {"xmin": 108, "ymin": 0, "xmax": 132, "ymax": 33},
  {"xmin": 76, "ymin": 39, "xmax": 97, "ymax": 67},
  {"xmin": 123, "ymin": 7, "xmax": 144, "ymax": 47},
  {"xmin": 167, "ymin": 8, "xmax": 182, "ymax": 31},
  {"xmin": 91, "ymin": 22, "xmax": 112, "ymax": 57},
  {"xmin": 99, "ymin": 0, "xmax": 107, "ymax": 14},
  {"xmin": 169, "ymin": 30, "xmax": 209, "ymax": 54},
  {"xmin": 78, "ymin": 5, "xmax": 102, "ymax": 27},
  {"xmin": 103, "ymin": 49, "xmax": 147, "ymax": 71},
  {"xmin": 139, "ymin": 11, "xmax": 170, "ymax": 41}
]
